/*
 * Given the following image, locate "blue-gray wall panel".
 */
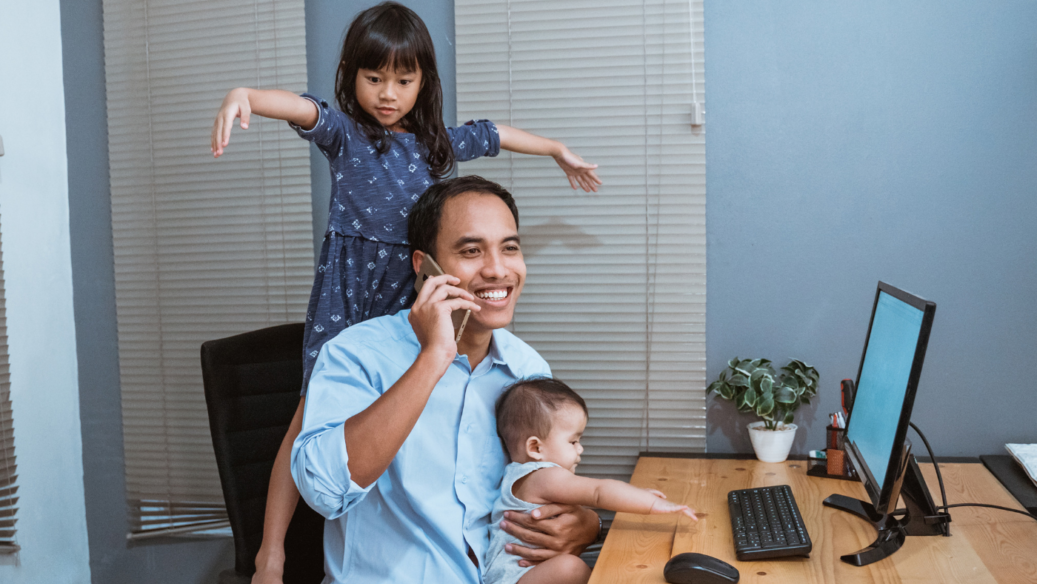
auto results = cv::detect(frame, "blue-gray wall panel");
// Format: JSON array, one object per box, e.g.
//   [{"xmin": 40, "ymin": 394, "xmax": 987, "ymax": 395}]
[{"xmin": 705, "ymin": 1, "xmax": 1037, "ymax": 456}]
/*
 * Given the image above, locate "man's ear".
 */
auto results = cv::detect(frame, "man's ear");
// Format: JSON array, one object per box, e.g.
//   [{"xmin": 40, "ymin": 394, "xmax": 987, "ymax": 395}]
[
  {"xmin": 525, "ymin": 436, "xmax": 543, "ymax": 461},
  {"xmin": 411, "ymin": 249, "xmax": 425, "ymax": 277}
]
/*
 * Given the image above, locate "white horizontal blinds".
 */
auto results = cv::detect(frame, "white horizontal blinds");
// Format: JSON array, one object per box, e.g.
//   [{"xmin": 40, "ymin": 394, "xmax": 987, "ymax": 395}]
[
  {"xmin": 456, "ymin": 0, "xmax": 706, "ymax": 481},
  {"xmin": 102, "ymin": 0, "xmax": 312, "ymax": 537},
  {"xmin": 0, "ymin": 224, "xmax": 19, "ymax": 554}
]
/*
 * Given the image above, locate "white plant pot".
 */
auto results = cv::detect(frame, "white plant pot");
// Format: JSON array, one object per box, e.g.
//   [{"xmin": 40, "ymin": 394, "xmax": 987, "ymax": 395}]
[{"xmin": 747, "ymin": 421, "xmax": 797, "ymax": 463}]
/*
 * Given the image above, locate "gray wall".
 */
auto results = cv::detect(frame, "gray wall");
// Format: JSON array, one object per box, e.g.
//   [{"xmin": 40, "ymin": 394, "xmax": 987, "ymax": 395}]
[
  {"xmin": 704, "ymin": 1, "xmax": 1037, "ymax": 456},
  {"xmin": 64, "ymin": 1, "xmax": 454, "ymax": 582}
]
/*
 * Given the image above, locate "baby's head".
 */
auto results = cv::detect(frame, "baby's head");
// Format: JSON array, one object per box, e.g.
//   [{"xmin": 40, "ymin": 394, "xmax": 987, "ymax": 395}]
[{"xmin": 495, "ymin": 377, "xmax": 588, "ymax": 472}]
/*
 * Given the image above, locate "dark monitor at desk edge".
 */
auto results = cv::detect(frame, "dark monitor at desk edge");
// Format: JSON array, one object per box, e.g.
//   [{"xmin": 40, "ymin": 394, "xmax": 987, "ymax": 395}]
[
  {"xmin": 823, "ymin": 281, "xmax": 949, "ymax": 567},
  {"xmin": 845, "ymin": 282, "xmax": 935, "ymax": 514}
]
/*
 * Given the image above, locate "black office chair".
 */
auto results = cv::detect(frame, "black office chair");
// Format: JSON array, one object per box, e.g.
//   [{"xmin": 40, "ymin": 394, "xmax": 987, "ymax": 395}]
[{"xmin": 201, "ymin": 323, "xmax": 325, "ymax": 584}]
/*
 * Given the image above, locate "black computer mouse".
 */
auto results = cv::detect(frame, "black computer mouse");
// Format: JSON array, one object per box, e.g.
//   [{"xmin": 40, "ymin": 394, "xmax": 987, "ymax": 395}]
[{"xmin": 663, "ymin": 552, "xmax": 740, "ymax": 584}]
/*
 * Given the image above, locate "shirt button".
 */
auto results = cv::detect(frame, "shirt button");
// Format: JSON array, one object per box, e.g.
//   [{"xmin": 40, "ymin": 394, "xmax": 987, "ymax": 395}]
[{"xmin": 460, "ymin": 475, "xmax": 468, "ymax": 484}]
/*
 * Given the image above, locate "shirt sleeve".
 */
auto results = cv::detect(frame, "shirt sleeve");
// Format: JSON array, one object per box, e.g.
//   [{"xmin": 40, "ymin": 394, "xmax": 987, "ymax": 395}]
[
  {"xmin": 448, "ymin": 119, "xmax": 501, "ymax": 162},
  {"xmin": 289, "ymin": 93, "xmax": 351, "ymax": 159},
  {"xmin": 290, "ymin": 340, "xmax": 380, "ymax": 520}
]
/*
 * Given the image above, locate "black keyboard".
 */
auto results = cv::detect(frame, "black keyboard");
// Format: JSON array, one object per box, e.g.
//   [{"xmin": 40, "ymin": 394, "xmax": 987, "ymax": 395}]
[{"xmin": 727, "ymin": 485, "xmax": 812, "ymax": 561}]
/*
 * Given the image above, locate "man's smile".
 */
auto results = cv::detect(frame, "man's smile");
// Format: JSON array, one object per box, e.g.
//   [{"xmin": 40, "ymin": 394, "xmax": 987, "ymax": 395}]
[{"xmin": 474, "ymin": 287, "xmax": 513, "ymax": 303}]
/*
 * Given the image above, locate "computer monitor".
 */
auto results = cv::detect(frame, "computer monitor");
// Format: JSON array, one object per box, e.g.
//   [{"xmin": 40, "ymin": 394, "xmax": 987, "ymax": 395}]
[{"xmin": 823, "ymin": 282, "xmax": 950, "ymax": 566}]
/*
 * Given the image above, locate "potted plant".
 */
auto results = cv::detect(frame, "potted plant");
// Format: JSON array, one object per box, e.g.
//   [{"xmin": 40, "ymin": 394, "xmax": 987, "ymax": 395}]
[{"xmin": 708, "ymin": 358, "xmax": 819, "ymax": 462}]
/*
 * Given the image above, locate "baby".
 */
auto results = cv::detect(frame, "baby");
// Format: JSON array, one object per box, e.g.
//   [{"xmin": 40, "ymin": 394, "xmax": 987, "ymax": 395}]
[{"xmin": 485, "ymin": 377, "xmax": 698, "ymax": 584}]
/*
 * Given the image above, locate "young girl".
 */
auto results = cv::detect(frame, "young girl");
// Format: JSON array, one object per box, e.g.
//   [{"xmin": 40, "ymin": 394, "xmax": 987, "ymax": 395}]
[
  {"xmin": 489, "ymin": 378, "xmax": 698, "ymax": 584},
  {"xmin": 210, "ymin": 3, "xmax": 602, "ymax": 583}
]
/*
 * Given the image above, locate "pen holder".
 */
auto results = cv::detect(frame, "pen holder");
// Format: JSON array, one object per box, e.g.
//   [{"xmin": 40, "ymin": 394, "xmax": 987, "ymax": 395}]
[
  {"xmin": 826, "ymin": 425, "xmax": 846, "ymax": 450},
  {"xmin": 827, "ymin": 449, "xmax": 846, "ymax": 475}
]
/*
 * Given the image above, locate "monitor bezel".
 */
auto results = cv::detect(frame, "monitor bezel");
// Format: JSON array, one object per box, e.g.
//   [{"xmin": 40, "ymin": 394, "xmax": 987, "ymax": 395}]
[{"xmin": 844, "ymin": 281, "xmax": 936, "ymax": 513}]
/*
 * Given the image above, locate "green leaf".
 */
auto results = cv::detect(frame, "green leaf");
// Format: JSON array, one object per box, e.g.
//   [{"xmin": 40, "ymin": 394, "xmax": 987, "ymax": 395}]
[
  {"xmin": 719, "ymin": 382, "xmax": 736, "ymax": 401},
  {"xmin": 756, "ymin": 392, "xmax": 775, "ymax": 417},
  {"xmin": 783, "ymin": 410, "xmax": 796, "ymax": 424},
  {"xmin": 760, "ymin": 376, "xmax": 773, "ymax": 394},
  {"xmin": 800, "ymin": 396, "xmax": 811, "ymax": 406},
  {"xmin": 729, "ymin": 357, "xmax": 740, "ymax": 369},
  {"xmin": 730, "ymin": 374, "xmax": 748, "ymax": 387},
  {"xmin": 736, "ymin": 387, "xmax": 757, "ymax": 411},
  {"xmin": 774, "ymin": 386, "xmax": 796, "ymax": 404}
]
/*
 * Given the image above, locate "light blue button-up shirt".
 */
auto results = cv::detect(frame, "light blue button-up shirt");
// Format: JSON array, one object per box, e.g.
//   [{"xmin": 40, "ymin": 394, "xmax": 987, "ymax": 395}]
[{"xmin": 291, "ymin": 310, "xmax": 551, "ymax": 583}]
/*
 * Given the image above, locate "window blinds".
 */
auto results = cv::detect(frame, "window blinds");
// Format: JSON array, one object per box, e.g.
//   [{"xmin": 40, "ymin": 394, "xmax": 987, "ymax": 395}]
[
  {"xmin": 102, "ymin": 0, "xmax": 313, "ymax": 538},
  {"xmin": 0, "ymin": 224, "xmax": 19, "ymax": 553},
  {"xmin": 456, "ymin": 0, "xmax": 707, "ymax": 481}
]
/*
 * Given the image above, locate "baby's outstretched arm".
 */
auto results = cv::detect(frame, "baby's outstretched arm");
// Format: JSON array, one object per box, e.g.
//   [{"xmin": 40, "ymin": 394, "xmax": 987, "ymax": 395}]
[
  {"xmin": 497, "ymin": 125, "xmax": 603, "ymax": 193},
  {"xmin": 211, "ymin": 88, "xmax": 319, "ymax": 157},
  {"xmin": 519, "ymin": 467, "xmax": 697, "ymax": 520}
]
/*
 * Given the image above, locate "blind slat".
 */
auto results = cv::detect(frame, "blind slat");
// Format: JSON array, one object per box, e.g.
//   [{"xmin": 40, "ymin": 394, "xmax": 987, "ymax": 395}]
[{"xmin": 0, "ymin": 218, "xmax": 19, "ymax": 551}]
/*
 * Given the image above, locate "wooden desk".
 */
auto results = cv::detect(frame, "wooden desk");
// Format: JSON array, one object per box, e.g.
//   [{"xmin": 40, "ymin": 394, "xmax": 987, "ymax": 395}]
[{"xmin": 589, "ymin": 457, "xmax": 1037, "ymax": 584}]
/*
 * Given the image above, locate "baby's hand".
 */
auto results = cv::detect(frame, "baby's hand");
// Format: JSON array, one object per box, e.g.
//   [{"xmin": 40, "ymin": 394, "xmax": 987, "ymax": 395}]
[
  {"xmin": 647, "ymin": 490, "xmax": 698, "ymax": 520},
  {"xmin": 211, "ymin": 88, "xmax": 252, "ymax": 158},
  {"xmin": 553, "ymin": 146, "xmax": 602, "ymax": 193}
]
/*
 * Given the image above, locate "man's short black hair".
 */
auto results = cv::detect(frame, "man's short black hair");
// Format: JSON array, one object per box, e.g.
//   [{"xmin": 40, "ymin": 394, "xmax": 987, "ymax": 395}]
[
  {"xmin": 407, "ymin": 175, "xmax": 519, "ymax": 256},
  {"xmin": 495, "ymin": 377, "xmax": 588, "ymax": 459}
]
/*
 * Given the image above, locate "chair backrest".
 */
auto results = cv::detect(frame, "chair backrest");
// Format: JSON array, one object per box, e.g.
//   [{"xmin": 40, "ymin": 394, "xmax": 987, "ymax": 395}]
[{"xmin": 201, "ymin": 323, "xmax": 324, "ymax": 582}]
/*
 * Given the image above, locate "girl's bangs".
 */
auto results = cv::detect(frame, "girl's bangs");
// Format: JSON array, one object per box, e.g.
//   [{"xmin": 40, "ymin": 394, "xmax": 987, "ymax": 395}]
[{"xmin": 357, "ymin": 33, "xmax": 421, "ymax": 73}]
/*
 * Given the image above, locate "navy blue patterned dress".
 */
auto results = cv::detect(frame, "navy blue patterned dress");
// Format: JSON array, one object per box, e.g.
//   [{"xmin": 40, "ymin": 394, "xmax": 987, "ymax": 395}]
[{"xmin": 292, "ymin": 94, "xmax": 500, "ymax": 393}]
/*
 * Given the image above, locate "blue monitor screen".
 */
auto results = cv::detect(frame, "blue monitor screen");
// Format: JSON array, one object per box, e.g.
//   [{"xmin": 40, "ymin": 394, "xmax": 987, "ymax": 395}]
[{"xmin": 846, "ymin": 291, "xmax": 924, "ymax": 490}]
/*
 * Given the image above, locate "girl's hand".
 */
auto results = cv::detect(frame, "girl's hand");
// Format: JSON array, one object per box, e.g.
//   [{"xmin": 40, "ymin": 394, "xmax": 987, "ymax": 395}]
[
  {"xmin": 648, "ymin": 493, "xmax": 698, "ymax": 520},
  {"xmin": 553, "ymin": 146, "xmax": 602, "ymax": 193},
  {"xmin": 212, "ymin": 88, "xmax": 252, "ymax": 158}
]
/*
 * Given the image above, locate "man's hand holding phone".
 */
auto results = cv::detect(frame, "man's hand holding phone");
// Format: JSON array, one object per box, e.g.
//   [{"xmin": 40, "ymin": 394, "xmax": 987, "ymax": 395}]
[{"xmin": 408, "ymin": 274, "xmax": 480, "ymax": 370}]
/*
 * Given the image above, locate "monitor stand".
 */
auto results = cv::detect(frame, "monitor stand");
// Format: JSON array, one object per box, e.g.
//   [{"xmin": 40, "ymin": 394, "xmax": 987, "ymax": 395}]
[{"xmin": 823, "ymin": 454, "xmax": 951, "ymax": 566}]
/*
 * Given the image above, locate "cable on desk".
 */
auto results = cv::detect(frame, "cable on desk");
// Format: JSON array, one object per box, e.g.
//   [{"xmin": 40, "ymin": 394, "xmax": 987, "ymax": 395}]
[
  {"xmin": 909, "ymin": 421, "xmax": 948, "ymax": 512},
  {"xmin": 910, "ymin": 422, "xmax": 1037, "ymax": 524},
  {"xmin": 937, "ymin": 503, "xmax": 1037, "ymax": 522}
]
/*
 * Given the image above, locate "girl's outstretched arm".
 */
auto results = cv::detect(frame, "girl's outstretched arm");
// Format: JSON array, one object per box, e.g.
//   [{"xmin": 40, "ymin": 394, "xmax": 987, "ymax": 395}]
[
  {"xmin": 497, "ymin": 125, "xmax": 603, "ymax": 193},
  {"xmin": 517, "ymin": 466, "xmax": 698, "ymax": 520},
  {"xmin": 211, "ymin": 88, "xmax": 319, "ymax": 157}
]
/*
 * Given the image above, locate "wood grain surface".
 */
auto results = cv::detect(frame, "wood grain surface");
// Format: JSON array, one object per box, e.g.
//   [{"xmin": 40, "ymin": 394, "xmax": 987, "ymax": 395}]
[{"xmin": 588, "ymin": 457, "xmax": 1037, "ymax": 584}]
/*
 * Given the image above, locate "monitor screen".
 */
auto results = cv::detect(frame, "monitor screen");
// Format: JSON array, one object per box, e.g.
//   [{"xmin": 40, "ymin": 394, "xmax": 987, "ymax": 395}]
[{"xmin": 846, "ymin": 290, "xmax": 925, "ymax": 491}]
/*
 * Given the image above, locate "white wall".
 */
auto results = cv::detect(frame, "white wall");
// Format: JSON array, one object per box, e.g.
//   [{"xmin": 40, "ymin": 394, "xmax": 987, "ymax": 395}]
[{"xmin": 0, "ymin": 1, "xmax": 91, "ymax": 582}]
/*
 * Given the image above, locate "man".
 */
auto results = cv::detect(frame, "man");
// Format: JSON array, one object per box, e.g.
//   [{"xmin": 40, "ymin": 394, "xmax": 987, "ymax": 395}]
[{"xmin": 292, "ymin": 176, "xmax": 599, "ymax": 583}]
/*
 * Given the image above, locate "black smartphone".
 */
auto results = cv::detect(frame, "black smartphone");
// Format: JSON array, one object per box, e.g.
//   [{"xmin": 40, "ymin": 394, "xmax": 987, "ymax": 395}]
[{"xmin": 413, "ymin": 255, "xmax": 471, "ymax": 343}]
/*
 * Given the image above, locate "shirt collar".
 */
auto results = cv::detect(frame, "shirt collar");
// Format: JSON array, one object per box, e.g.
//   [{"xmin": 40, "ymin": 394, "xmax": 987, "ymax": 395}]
[{"xmin": 488, "ymin": 331, "xmax": 508, "ymax": 367}]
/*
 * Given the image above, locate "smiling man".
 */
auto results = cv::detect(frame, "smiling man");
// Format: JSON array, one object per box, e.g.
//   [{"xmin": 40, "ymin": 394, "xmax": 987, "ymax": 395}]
[{"xmin": 291, "ymin": 176, "xmax": 599, "ymax": 583}]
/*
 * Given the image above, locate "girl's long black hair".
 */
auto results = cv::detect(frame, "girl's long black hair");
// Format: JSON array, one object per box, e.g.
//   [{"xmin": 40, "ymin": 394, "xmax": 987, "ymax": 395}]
[{"xmin": 335, "ymin": 2, "xmax": 454, "ymax": 179}]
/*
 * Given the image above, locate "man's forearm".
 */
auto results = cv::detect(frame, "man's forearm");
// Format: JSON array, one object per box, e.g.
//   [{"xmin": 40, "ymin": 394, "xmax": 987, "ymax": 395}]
[
  {"xmin": 342, "ymin": 350, "xmax": 451, "ymax": 487},
  {"xmin": 498, "ymin": 124, "xmax": 563, "ymax": 158}
]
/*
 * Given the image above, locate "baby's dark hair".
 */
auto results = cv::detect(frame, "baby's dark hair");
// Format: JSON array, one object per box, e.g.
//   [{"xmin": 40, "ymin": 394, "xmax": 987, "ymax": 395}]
[
  {"xmin": 335, "ymin": 2, "xmax": 454, "ymax": 178},
  {"xmin": 495, "ymin": 377, "xmax": 588, "ymax": 459}
]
